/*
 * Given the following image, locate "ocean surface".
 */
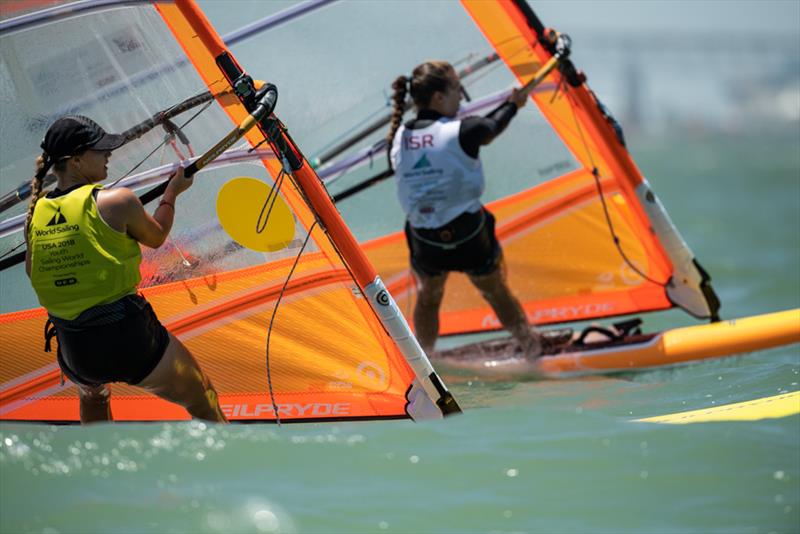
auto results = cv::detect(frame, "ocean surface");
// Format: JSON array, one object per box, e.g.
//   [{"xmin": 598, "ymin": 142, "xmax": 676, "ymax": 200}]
[
  {"xmin": 5, "ymin": 131, "xmax": 798, "ymax": 534},
  {"xmin": 2, "ymin": 2, "xmax": 799, "ymax": 533}
]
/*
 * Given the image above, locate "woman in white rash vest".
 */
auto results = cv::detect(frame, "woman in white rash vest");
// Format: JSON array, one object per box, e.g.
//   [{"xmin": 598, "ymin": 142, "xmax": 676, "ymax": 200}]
[{"xmin": 387, "ymin": 61, "xmax": 543, "ymax": 358}]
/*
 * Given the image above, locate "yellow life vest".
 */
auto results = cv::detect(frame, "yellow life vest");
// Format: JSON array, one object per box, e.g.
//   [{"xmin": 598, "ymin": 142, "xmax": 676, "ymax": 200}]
[{"xmin": 29, "ymin": 184, "xmax": 142, "ymax": 320}]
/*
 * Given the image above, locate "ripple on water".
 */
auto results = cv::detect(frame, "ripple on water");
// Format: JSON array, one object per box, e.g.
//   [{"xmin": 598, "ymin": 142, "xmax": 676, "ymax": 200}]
[
  {"xmin": 0, "ymin": 421, "xmax": 235, "ymax": 479},
  {"xmin": 242, "ymin": 499, "xmax": 295, "ymax": 533}
]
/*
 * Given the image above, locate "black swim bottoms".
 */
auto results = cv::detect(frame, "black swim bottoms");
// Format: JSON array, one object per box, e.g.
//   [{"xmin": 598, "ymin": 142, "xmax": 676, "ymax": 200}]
[
  {"xmin": 47, "ymin": 294, "xmax": 170, "ymax": 387},
  {"xmin": 405, "ymin": 208, "xmax": 502, "ymax": 277}
]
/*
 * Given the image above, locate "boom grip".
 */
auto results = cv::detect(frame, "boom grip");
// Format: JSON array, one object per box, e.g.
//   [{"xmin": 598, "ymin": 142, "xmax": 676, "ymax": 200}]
[{"xmin": 184, "ymin": 161, "xmax": 199, "ymax": 179}]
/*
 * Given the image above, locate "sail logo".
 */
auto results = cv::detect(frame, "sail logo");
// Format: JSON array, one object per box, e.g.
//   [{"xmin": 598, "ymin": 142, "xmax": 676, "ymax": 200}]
[
  {"xmin": 412, "ymin": 154, "xmax": 432, "ymax": 169},
  {"xmin": 327, "ymin": 361, "xmax": 387, "ymax": 390},
  {"xmin": 529, "ymin": 303, "xmax": 615, "ymax": 322},
  {"xmin": 222, "ymin": 402, "xmax": 351, "ymax": 418},
  {"xmin": 375, "ymin": 290, "xmax": 390, "ymax": 306},
  {"xmin": 480, "ymin": 302, "xmax": 617, "ymax": 327},
  {"xmin": 355, "ymin": 361, "xmax": 387, "ymax": 386},
  {"xmin": 46, "ymin": 207, "xmax": 67, "ymax": 226}
]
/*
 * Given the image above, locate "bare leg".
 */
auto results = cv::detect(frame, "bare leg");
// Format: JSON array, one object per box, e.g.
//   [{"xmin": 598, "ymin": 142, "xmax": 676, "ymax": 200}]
[
  {"xmin": 78, "ymin": 384, "xmax": 113, "ymax": 424},
  {"xmin": 468, "ymin": 259, "xmax": 542, "ymax": 358},
  {"xmin": 137, "ymin": 334, "xmax": 228, "ymax": 423},
  {"xmin": 412, "ymin": 270, "xmax": 449, "ymax": 355}
]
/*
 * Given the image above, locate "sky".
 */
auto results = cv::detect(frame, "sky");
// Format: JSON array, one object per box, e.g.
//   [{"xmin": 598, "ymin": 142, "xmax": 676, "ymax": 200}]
[
  {"xmin": 528, "ymin": 1, "xmax": 800, "ymax": 133},
  {"xmin": 533, "ymin": 0, "xmax": 800, "ymax": 34},
  {"xmin": 201, "ymin": 0, "xmax": 800, "ymax": 133},
  {"xmin": 199, "ymin": 0, "xmax": 800, "ymax": 35}
]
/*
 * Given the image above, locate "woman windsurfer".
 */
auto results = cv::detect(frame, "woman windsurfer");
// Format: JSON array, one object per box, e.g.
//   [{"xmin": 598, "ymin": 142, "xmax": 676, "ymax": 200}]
[
  {"xmin": 387, "ymin": 61, "xmax": 543, "ymax": 358},
  {"xmin": 25, "ymin": 115, "xmax": 227, "ymax": 424}
]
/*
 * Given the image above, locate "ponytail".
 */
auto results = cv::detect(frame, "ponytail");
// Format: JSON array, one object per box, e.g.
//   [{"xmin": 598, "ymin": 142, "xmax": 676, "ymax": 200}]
[{"xmin": 25, "ymin": 153, "xmax": 53, "ymax": 235}]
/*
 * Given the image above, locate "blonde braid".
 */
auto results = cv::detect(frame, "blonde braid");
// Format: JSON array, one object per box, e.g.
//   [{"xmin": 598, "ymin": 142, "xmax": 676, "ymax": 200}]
[{"xmin": 25, "ymin": 154, "xmax": 52, "ymax": 235}]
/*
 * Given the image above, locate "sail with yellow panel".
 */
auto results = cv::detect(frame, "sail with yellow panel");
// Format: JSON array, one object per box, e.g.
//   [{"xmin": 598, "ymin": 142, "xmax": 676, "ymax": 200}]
[{"xmin": 0, "ymin": 0, "xmax": 459, "ymax": 423}]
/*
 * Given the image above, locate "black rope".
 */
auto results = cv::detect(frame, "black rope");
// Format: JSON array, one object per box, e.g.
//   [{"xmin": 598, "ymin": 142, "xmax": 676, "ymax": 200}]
[
  {"xmin": 589, "ymin": 166, "xmax": 665, "ymax": 286},
  {"xmin": 108, "ymin": 99, "xmax": 214, "ymax": 189},
  {"xmin": 247, "ymin": 137, "xmax": 269, "ymax": 153},
  {"xmin": 258, "ymin": 161, "xmax": 299, "ymax": 425},
  {"xmin": 567, "ymin": 93, "xmax": 667, "ymax": 288},
  {"xmin": 549, "ymin": 68, "xmax": 569, "ymax": 105},
  {"xmin": 264, "ymin": 219, "xmax": 317, "ymax": 426},
  {"xmin": 255, "ymin": 169, "xmax": 286, "ymax": 234}
]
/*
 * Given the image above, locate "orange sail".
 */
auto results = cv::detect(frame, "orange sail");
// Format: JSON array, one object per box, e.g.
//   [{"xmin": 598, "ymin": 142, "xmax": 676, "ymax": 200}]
[
  {"xmin": 328, "ymin": 0, "xmax": 721, "ymax": 336},
  {"xmin": 0, "ymin": 0, "xmax": 458, "ymax": 423},
  {"xmin": 297, "ymin": 1, "xmax": 794, "ymax": 372}
]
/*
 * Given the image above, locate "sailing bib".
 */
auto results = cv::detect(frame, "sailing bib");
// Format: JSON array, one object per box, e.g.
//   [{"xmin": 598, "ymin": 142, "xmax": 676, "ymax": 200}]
[
  {"xmin": 29, "ymin": 184, "xmax": 142, "ymax": 320},
  {"xmin": 390, "ymin": 118, "xmax": 484, "ymax": 228}
]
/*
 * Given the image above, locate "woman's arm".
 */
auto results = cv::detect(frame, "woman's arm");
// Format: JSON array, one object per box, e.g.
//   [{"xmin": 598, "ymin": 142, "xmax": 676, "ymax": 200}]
[
  {"xmin": 98, "ymin": 167, "xmax": 193, "ymax": 248},
  {"xmin": 459, "ymin": 89, "xmax": 528, "ymax": 158}
]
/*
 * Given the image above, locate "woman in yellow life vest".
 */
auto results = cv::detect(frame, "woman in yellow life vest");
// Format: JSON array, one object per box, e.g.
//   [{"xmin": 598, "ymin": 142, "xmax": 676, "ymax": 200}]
[
  {"xmin": 387, "ymin": 61, "xmax": 543, "ymax": 358},
  {"xmin": 25, "ymin": 115, "xmax": 227, "ymax": 424}
]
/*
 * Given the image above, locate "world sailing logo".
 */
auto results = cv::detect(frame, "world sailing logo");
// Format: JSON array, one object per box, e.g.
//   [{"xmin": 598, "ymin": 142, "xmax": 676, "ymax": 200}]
[
  {"xmin": 46, "ymin": 207, "xmax": 67, "ymax": 226},
  {"xmin": 35, "ymin": 207, "xmax": 78, "ymax": 237},
  {"xmin": 412, "ymin": 153, "xmax": 432, "ymax": 169}
]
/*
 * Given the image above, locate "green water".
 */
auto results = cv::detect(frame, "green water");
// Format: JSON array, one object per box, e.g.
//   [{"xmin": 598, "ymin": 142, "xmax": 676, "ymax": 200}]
[
  {"xmin": 2, "ymin": 1, "xmax": 800, "ymax": 532},
  {"xmin": 1, "ymin": 134, "xmax": 798, "ymax": 534}
]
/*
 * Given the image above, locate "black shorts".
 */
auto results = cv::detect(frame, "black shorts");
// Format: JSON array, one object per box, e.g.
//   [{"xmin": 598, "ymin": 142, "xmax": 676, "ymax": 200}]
[
  {"xmin": 405, "ymin": 208, "xmax": 502, "ymax": 277},
  {"xmin": 48, "ymin": 294, "xmax": 170, "ymax": 387}
]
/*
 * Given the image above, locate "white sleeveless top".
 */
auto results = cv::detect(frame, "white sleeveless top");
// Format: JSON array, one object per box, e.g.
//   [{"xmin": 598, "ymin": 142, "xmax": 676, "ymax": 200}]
[{"xmin": 390, "ymin": 117, "xmax": 484, "ymax": 229}]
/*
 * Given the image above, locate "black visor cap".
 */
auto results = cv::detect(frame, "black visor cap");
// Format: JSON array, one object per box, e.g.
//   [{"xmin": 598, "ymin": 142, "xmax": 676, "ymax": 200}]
[{"xmin": 41, "ymin": 115, "xmax": 126, "ymax": 160}]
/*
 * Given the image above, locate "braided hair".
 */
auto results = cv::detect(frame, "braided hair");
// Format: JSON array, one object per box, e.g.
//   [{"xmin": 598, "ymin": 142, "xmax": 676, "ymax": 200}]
[
  {"xmin": 24, "ymin": 150, "xmax": 78, "ymax": 237},
  {"xmin": 25, "ymin": 154, "xmax": 54, "ymax": 236},
  {"xmin": 386, "ymin": 61, "xmax": 455, "ymax": 167}
]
